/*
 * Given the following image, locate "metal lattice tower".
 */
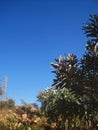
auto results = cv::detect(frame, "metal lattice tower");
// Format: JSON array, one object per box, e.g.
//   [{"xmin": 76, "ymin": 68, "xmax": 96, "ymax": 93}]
[{"xmin": 0, "ymin": 76, "xmax": 8, "ymax": 99}]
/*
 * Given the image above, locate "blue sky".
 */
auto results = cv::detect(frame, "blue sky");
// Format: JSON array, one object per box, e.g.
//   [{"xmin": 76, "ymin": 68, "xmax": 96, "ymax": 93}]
[{"xmin": 0, "ymin": 0, "xmax": 98, "ymax": 105}]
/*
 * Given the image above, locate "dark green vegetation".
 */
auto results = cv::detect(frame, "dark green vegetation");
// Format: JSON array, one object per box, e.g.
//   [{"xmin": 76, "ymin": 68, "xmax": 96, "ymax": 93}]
[
  {"xmin": 0, "ymin": 14, "xmax": 98, "ymax": 130},
  {"xmin": 38, "ymin": 14, "xmax": 98, "ymax": 130}
]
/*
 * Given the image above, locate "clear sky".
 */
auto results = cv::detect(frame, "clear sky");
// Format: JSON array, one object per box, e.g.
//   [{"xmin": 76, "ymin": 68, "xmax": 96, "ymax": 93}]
[{"xmin": 0, "ymin": 0, "xmax": 98, "ymax": 105}]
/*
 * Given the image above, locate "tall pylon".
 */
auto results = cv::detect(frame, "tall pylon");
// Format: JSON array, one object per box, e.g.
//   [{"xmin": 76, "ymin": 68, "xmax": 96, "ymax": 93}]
[
  {"xmin": 3, "ymin": 76, "xmax": 8, "ymax": 98},
  {"xmin": 0, "ymin": 76, "xmax": 8, "ymax": 99}
]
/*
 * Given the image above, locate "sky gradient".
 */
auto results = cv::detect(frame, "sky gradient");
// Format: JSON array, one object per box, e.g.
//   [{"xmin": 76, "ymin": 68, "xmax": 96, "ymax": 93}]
[{"xmin": 0, "ymin": 0, "xmax": 98, "ymax": 105}]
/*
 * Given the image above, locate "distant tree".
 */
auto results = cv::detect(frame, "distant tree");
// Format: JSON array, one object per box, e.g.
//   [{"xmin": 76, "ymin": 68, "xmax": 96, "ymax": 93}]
[
  {"xmin": 0, "ymin": 98, "xmax": 15, "ymax": 110},
  {"xmin": 6, "ymin": 98, "xmax": 15, "ymax": 108}
]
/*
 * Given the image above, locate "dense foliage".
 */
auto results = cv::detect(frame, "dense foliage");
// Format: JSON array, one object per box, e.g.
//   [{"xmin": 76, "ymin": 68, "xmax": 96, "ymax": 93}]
[{"xmin": 38, "ymin": 14, "xmax": 98, "ymax": 130}]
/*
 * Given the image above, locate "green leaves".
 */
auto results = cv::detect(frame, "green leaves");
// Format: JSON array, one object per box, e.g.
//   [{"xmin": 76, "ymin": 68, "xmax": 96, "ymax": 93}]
[{"xmin": 38, "ymin": 13, "xmax": 98, "ymax": 129}]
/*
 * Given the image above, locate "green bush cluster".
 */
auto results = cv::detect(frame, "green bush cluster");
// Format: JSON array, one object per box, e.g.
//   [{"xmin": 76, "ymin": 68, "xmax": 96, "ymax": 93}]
[{"xmin": 38, "ymin": 14, "xmax": 98, "ymax": 130}]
